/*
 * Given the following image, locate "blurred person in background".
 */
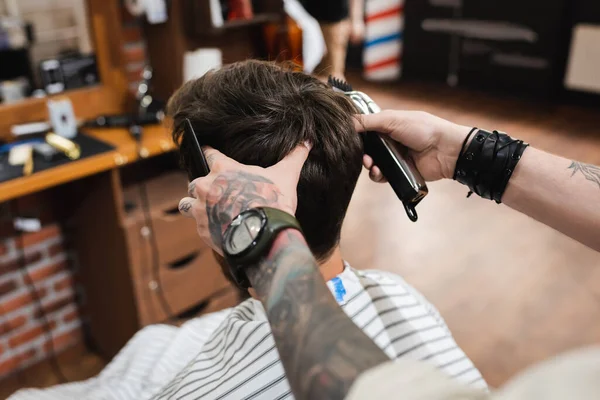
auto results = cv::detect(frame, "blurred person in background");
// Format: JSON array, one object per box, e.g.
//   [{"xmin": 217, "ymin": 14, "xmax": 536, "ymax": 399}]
[{"xmin": 301, "ymin": 0, "xmax": 365, "ymax": 80}]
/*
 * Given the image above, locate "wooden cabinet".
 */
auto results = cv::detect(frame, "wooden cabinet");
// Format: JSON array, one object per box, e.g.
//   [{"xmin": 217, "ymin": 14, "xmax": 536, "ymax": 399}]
[
  {"xmin": 122, "ymin": 172, "xmax": 231, "ymax": 325},
  {"xmin": 71, "ymin": 164, "xmax": 238, "ymax": 359}
]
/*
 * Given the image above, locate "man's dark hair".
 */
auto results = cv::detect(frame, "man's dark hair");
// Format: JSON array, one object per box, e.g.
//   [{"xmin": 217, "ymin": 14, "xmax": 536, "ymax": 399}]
[{"xmin": 168, "ymin": 60, "xmax": 363, "ymax": 261}]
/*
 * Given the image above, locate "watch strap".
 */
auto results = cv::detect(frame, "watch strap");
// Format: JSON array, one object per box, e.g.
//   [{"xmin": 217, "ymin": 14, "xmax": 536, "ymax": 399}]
[{"xmin": 227, "ymin": 207, "xmax": 302, "ymax": 289}]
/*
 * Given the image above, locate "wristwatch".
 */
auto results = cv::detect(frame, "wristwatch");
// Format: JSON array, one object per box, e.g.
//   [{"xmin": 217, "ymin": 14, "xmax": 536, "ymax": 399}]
[{"xmin": 223, "ymin": 207, "xmax": 303, "ymax": 289}]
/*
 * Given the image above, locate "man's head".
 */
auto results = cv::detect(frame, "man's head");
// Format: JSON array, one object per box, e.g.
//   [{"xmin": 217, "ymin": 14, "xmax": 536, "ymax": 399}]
[{"xmin": 168, "ymin": 60, "xmax": 363, "ymax": 262}]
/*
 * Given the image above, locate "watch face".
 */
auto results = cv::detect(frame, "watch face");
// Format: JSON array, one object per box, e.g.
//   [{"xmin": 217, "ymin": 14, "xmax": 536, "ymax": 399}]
[{"xmin": 225, "ymin": 212, "xmax": 264, "ymax": 256}]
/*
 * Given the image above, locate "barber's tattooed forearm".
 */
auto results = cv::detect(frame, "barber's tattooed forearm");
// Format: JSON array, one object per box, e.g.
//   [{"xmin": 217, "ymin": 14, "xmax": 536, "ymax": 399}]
[
  {"xmin": 248, "ymin": 231, "xmax": 389, "ymax": 400},
  {"xmin": 568, "ymin": 161, "xmax": 600, "ymax": 189},
  {"xmin": 205, "ymin": 171, "xmax": 283, "ymax": 249}
]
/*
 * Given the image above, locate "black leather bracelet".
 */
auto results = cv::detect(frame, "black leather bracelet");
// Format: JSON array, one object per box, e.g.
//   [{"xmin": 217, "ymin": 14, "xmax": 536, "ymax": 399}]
[
  {"xmin": 492, "ymin": 139, "xmax": 528, "ymax": 203},
  {"xmin": 454, "ymin": 129, "xmax": 529, "ymax": 203}
]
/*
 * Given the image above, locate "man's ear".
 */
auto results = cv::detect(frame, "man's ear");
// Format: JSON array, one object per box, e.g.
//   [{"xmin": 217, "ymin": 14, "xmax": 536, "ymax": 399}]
[{"xmin": 247, "ymin": 288, "xmax": 258, "ymax": 299}]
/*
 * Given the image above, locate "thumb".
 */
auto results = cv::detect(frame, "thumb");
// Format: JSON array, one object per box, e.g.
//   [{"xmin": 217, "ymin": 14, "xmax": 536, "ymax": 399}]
[
  {"xmin": 353, "ymin": 110, "xmax": 397, "ymax": 134},
  {"xmin": 269, "ymin": 142, "xmax": 311, "ymax": 181},
  {"xmin": 202, "ymin": 146, "xmax": 238, "ymax": 171}
]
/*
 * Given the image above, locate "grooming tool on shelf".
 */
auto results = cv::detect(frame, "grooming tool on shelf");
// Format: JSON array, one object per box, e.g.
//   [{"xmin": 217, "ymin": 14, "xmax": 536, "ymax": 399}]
[
  {"xmin": 33, "ymin": 142, "xmax": 61, "ymax": 162},
  {"xmin": 23, "ymin": 147, "xmax": 34, "ymax": 176},
  {"xmin": 47, "ymin": 98, "xmax": 77, "ymax": 139},
  {"xmin": 329, "ymin": 77, "xmax": 428, "ymax": 222},
  {"xmin": 85, "ymin": 111, "xmax": 164, "ymax": 128},
  {"xmin": 46, "ymin": 132, "xmax": 81, "ymax": 160},
  {"xmin": 183, "ymin": 118, "xmax": 210, "ymax": 180}
]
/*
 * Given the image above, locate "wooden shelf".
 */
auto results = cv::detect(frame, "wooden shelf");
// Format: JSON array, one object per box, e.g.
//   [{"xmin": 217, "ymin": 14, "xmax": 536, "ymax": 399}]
[
  {"xmin": 182, "ymin": 0, "xmax": 284, "ymax": 38},
  {"xmin": 0, "ymin": 124, "xmax": 176, "ymax": 203},
  {"xmin": 218, "ymin": 13, "xmax": 281, "ymax": 30}
]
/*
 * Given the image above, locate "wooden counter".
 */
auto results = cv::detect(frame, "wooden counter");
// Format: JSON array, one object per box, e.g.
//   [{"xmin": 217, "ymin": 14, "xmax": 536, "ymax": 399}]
[{"xmin": 0, "ymin": 125, "xmax": 176, "ymax": 203}]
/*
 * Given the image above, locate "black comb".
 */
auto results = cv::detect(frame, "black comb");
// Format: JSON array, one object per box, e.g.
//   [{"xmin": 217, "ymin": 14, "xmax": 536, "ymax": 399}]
[
  {"xmin": 328, "ymin": 76, "xmax": 353, "ymax": 92},
  {"xmin": 183, "ymin": 118, "xmax": 210, "ymax": 181}
]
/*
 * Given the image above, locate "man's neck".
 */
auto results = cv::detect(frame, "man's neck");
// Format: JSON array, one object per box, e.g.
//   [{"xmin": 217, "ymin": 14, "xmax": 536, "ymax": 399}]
[{"xmin": 319, "ymin": 247, "xmax": 345, "ymax": 281}]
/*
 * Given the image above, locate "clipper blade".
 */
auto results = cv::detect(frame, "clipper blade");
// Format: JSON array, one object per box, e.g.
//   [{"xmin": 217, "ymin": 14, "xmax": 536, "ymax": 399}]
[{"xmin": 328, "ymin": 76, "xmax": 353, "ymax": 93}]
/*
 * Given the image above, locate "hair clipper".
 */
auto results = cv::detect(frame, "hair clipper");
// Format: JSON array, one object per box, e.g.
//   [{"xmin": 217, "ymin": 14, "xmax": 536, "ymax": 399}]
[{"xmin": 329, "ymin": 77, "xmax": 428, "ymax": 222}]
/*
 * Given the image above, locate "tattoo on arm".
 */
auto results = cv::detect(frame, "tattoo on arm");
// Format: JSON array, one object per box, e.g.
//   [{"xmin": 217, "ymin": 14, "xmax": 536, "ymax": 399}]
[
  {"xmin": 202, "ymin": 170, "xmax": 388, "ymax": 398},
  {"xmin": 568, "ymin": 161, "xmax": 600, "ymax": 189},
  {"xmin": 247, "ymin": 230, "xmax": 389, "ymax": 400},
  {"xmin": 205, "ymin": 171, "xmax": 283, "ymax": 249}
]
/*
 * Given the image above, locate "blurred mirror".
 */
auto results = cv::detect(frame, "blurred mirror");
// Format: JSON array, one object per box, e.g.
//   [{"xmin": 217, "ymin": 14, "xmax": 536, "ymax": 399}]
[{"xmin": 0, "ymin": 0, "xmax": 97, "ymax": 105}]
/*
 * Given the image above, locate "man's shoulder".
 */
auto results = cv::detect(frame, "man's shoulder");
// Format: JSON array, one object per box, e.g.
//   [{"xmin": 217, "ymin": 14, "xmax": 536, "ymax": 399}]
[
  {"xmin": 343, "ymin": 266, "xmax": 439, "ymax": 310},
  {"xmin": 223, "ymin": 297, "xmax": 266, "ymax": 322},
  {"xmin": 344, "ymin": 265, "xmax": 411, "ymax": 287}
]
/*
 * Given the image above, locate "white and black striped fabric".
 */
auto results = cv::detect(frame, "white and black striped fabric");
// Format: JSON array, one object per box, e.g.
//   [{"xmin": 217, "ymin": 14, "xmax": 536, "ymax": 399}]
[{"xmin": 10, "ymin": 264, "xmax": 486, "ymax": 400}]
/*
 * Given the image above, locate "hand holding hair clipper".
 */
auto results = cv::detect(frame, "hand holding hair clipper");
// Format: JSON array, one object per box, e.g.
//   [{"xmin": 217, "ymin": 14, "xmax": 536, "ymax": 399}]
[{"xmin": 329, "ymin": 77, "xmax": 428, "ymax": 222}]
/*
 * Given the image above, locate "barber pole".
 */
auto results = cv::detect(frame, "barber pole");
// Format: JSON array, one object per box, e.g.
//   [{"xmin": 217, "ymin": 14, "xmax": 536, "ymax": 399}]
[{"xmin": 363, "ymin": 0, "xmax": 404, "ymax": 81}]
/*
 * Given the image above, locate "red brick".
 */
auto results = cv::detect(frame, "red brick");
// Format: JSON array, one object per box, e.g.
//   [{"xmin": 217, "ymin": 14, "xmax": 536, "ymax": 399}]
[
  {"xmin": 53, "ymin": 275, "xmax": 74, "ymax": 292},
  {"xmin": 30, "ymin": 260, "xmax": 68, "ymax": 282},
  {"xmin": 2, "ymin": 292, "xmax": 32, "ymax": 313},
  {"xmin": 0, "ymin": 241, "xmax": 7, "ymax": 256},
  {"xmin": 0, "ymin": 355, "xmax": 19, "ymax": 376},
  {"xmin": 63, "ymin": 308, "xmax": 79, "ymax": 323},
  {"xmin": 43, "ymin": 328, "xmax": 82, "ymax": 353},
  {"xmin": 2, "ymin": 288, "xmax": 47, "ymax": 313},
  {"xmin": 34, "ymin": 293, "xmax": 75, "ymax": 318},
  {"xmin": 122, "ymin": 25, "xmax": 143, "ymax": 43},
  {"xmin": 25, "ymin": 251, "xmax": 42, "ymax": 265},
  {"xmin": 124, "ymin": 46, "xmax": 146, "ymax": 64},
  {"xmin": 8, "ymin": 325, "xmax": 45, "ymax": 348},
  {"xmin": 0, "ymin": 315, "xmax": 27, "ymax": 335},
  {"xmin": 18, "ymin": 225, "xmax": 61, "ymax": 248},
  {"xmin": 0, "ymin": 251, "xmax": 43, "ymax": 275},
  {"xmin": 19, "ymin": 348, "xmax": 37, "ymax": 363},
  {"xmin": 0, "ymin": 259, "xmax": 19, "ymax": 275},
  {"xmin": 0, "ymin": 279, "xmax": 17, "ymax": 296},
  {"xmin": 48, "ymin": 242, "xmax": 65, "ymax": 257},
  {"xmin": 0, "ymin": 348, "xmax": 39, "ymax": 376}
]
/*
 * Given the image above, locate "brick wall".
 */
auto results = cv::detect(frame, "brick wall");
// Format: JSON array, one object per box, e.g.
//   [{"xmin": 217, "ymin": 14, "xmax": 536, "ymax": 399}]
[{"xmin": 0, "ymin": 200, "xmax": 81, "ymax": 379}]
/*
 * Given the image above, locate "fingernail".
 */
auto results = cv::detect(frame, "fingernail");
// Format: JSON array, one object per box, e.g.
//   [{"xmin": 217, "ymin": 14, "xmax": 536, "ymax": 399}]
[{"xmin": 303, "ymin": 141, "xmax": 312, "ymax": 150}]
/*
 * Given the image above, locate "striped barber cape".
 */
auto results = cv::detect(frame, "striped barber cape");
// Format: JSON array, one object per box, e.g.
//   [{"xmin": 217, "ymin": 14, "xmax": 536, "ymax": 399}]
[{"xmin": 10, "ymin": 264, "xmax": 486, "ymax": 400}]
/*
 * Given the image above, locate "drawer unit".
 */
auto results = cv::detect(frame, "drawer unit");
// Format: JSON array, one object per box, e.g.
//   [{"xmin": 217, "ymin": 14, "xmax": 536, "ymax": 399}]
[{"xmin": 123, "ymin": 171, "xmax": 232, "ymax": 325}]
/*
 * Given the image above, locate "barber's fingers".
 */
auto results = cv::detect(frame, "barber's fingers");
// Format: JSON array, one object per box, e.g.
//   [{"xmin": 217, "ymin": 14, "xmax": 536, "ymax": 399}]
[
  {"xmin": 354, "ymin": 110, "xmax": 414, "ymax": 141},
  {"xmin": 179, "ymin": 196, "xmax": 211, "ymax": 225},
  {"xmin": 369, "ymin": 166, "xmax": 387, "ymax": 183},
  {"xmin": 179, "ymin": 197, "xmax": 197, "ymax": 217},
  {"xmin": 269, "ymin": 142, "xmax": 311, "ymax": 181},
  {"xmin": 353, "ymin": 111, "xmax": 396, "ymax": 134},
  {"xmin": 362, "ymin": 155, "xmax": 387, "ymax": 183},
  {"xmin": 202, "ymin": 146, "xmax": 239, "ymax": 171},
  {"xmin": 363, "ymin": 155, "xmax": 374, "ymax": 169}
]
